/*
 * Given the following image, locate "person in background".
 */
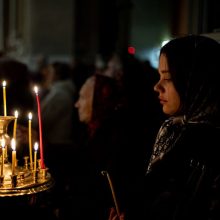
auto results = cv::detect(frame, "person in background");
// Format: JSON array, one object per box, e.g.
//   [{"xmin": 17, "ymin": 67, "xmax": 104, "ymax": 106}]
[
  {"xmin": 109, "ymin": 35, "xmax": 220, "ymax": 220},
  {"xmin": 39, "ymin": 61, "xmax": 77, "ymax": 147},
  {"xmin": 0, "ymin": 58, "xmax": 37, "ymax": 153},
  {"xmin": 30, "ymin": 54, "xmax": 51, "ymax": 100},
  {"xmin": 103, "ymin": 52, "xmax": 164, "ymax": 163},
  {"xmin": 71, "ymin": 74, "xmax": 125, "ymax": 220},
  {"xmin": 72, "ymin": 52, "xmax": 164, "ymax": 219},
  {"xmin": 38, "ymin": 61, "xmax": 78, "ymax": 219}
]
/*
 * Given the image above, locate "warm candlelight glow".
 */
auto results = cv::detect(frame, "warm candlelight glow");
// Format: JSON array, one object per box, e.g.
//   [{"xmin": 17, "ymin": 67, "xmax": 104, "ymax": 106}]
[
  {"xmin": 13, "ymin": 110, "xmax": 19, "ymax": 140},
  {"xmin": 11, "ymin": 138, "xmax": 16, "ymax": 151},
  {"xmin": 14, "ymin": 110, "xmax": 18, "ymax": 118},
  {"xmin": 34, "ymin": 86, "xmax": 38, "ymax": 94},
  {"xmin": 0, "ymin": 83, "xmax": 54, "ymax": 194},
  {"xmin": 1, "ymin": 138, "xmax": 5, "ymax": 148},
  {"xmin": 34, "ymin": 142, "xmax": 38, "ymax": 151},
  {"xmin": 28, "ymin": 112, "xmax": 32, "ymax": 120},
  {"xmin": 11, "ymin": 138, "xmax": 16, "ymax": 175},
  {"xmin": 2, "ymin": 80, "xmax": 7, "ymax": 116},
  {"xmin": 33, "ymin": 86, "xmax": 45, "ymax": 169},
  {"xmin": 28, "ymin": 112, "xmax": 33, "ymax": 169},
  {"xmin": 34, "ymin": 142, "xmax": 38, "ymax": 171}
]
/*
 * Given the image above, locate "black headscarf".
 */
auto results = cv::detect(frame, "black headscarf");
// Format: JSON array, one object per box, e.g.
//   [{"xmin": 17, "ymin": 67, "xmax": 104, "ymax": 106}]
[
  {"xmin": 147, "ymin": 35, "xmax": 220, "ymax": 173},
  {"xmin": 160, "ymin": 35, "xmax": 220, "ymax": 123}
]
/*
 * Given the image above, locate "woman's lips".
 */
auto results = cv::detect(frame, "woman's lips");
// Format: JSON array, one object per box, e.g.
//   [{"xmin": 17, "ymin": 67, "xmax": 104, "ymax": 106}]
[{"xmin": 159, "ymin": 98, "xmax": 167, "ymax": 105}]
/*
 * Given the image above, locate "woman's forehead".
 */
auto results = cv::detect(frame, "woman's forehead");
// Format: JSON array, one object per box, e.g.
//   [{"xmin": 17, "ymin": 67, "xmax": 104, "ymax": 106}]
[
  {"xmin": 158, "ymin": 54, "xmax": 169, "ymax": 74},
  {"xmin": 80, "ymin": 77, "xmax": 95, "ymax": 95}
]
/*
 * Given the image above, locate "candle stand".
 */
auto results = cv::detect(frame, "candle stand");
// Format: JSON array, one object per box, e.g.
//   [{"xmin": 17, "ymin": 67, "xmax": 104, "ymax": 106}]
[{"xmin": 0, "ymin": 116, "xmax": 54, "ymax": 197}]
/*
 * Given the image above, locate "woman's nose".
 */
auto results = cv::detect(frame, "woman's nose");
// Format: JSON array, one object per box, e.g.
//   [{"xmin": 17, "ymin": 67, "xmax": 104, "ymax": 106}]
[
  {"xmin": 153, "ymin": 81, "xmax": 160, "ymax": 92},
  {"xmin": 154, "ymin": 80, "xmax": 164, "ymax": 93}
]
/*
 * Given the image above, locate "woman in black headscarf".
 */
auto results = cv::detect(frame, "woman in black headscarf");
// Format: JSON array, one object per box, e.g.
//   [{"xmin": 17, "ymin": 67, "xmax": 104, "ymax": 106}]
[{"xmin": 110, "ymin": 35, "xmax": 220, "ymax": 220}]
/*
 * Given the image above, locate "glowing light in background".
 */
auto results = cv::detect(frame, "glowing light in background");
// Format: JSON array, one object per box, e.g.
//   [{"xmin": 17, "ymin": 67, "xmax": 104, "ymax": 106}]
[
  {"xmin": 135, "ymin": 38, "xmax": 171, "ymax": 69},
  {"xmin": 161, "ymin": 39, "xmax": 170, "ymax": 47},
  {"xmin": 128, "ymin": 46, "xmax": 136, "ymax": 55},
  {"xmin": 136, "ymin": 47, "xmax": 160, "ymax": 69}
]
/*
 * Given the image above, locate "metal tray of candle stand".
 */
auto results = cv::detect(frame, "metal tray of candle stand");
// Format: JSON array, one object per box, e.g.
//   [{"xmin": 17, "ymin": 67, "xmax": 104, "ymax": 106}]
[
  {"xmin": 0, "ymin": 162, "xmax": 55, "ymax": 197},
  {"xmin": 0, "ymin": 116, "xmax": 54, "ymax": 197}
]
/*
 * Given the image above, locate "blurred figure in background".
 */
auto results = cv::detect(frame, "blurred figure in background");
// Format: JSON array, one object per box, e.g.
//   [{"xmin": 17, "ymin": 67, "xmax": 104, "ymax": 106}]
[
  {"xmin": 0, "ymin": 58, "xmax": 37, "ymax": 152},
  {"xmin": 39, "ymin": 61, "xmax": 77, "ymax": 147},
  {"xmin": 103, "ymin": 52, "xmax": 164, "ymax": 163},
  {"xmin": 72, "ymin": 74, "xmax": 127, "ymax": 220},
  {"xmin": 39, "ymin": 61, "xmax": 78, "ymax": 219},
  {"xmin": 30, "ymin": 54, "xmax": 51, "ymax": 100},
  {"xmin": 0, "ymin": 58, "xmax": 34, "ymax": 115},
  {"xmin": 71, "ymin": 50, "xmax": 164, "ymax": 219}
]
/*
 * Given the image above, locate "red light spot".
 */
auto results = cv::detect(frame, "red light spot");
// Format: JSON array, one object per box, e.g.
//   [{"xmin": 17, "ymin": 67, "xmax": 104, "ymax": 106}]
[{"xmin": 128, "ymin": 46, "xmax": 135, "ymax": 55}]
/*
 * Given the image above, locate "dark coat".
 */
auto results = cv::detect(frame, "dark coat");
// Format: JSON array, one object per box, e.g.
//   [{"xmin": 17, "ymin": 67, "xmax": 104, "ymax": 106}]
[{"xmin": 140, "ymin": 123, "xmax": 220, "ymax": 220}]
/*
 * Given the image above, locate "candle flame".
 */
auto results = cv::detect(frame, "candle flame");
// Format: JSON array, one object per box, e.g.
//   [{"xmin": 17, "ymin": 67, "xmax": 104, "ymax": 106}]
[
  {"xmin": 11, "ymin": 138, "xmax": 16, "ymax": 151},
  {"xmin": 34, "ymin": 142, "xmax": 39, "ymax": 151},
  {"xmin": 34, "ymin": 86, "xmax": 38, "ymax": 94},
  {"xmin": 28, "ymin": 112, "xmax": 32, "ymax": 120},
  {"xmin": 14, "ymin": 110, "xmax": 19, "ymax": 118},
  {"xmin": 1, "ymin": 138, "xmax": 5, "ymax": 148},
  {"xmin": 2, "ymin": 80, "xmax": 6, "ymax": 87}
]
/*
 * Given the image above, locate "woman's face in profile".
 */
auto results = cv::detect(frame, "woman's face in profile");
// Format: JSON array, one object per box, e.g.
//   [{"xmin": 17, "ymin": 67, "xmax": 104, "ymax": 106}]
[
  {"xmin": 75, "ymin": 77, "xmax": 95, "ymax": 123},
  {"xmin": 154, "ymin": 53, "xmax": 181, "ymax": 115}
]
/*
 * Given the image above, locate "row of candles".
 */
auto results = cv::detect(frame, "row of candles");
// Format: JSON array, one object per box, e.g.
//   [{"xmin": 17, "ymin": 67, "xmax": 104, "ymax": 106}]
[
  {"xmin": 0, "ymin": 137, "xmax": 39, "ymax": 176},
  {"xmin": 1, "ymin": 80, "xmax": 45, "ymax": 171}
]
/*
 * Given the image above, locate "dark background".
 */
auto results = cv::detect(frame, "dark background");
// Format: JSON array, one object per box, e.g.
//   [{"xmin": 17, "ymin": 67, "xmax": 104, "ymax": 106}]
[{"xmin": 0, "ymin": 0, "xmax": 219, "ymax": 69}]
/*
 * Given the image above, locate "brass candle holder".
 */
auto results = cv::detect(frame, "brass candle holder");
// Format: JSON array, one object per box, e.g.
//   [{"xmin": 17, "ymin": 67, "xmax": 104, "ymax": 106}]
[{"xmin": 0, "ymin": 116, "xmax": 54, "ymax": 197}]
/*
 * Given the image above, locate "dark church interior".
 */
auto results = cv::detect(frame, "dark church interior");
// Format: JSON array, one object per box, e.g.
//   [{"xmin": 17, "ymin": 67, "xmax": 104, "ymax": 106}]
[{"xmin": 0, "ymin": 0, "xmax": 220, "ymax": 220}]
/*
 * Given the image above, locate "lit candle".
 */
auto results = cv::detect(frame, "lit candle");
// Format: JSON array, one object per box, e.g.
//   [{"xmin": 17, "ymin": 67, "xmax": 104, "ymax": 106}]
[
  {"xmin": 11, "ymin": 138, "xmax": 16, "ymax": 175},
  {"xmin": 34, "ymin": 142, "xmax": 38, "ymax": 171},
  {"xmin": 13, "ymin": 110, "xmax": 19, "ymax": 140},
  {"xmin": 2, "ymin": 80, "xmax": 7, "ymax": 116},
  {"xmin": 33, "ymin": 86, "xmax": 45, "ymax": 169},
  {"xmin": 28, "ymin": 112, "xmax": 33, "ymax": 169},
  {"xmin": 0, "ymin": 138, "xmax": 5, "ymax": 176}
]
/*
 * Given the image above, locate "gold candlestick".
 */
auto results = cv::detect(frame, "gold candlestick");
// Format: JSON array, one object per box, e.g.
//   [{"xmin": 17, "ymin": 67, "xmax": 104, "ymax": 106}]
[
  {"xmin": 11, "ymin": 174, "xmax": 18, "ymax": 187},
  {"xmin": 23, "ymin": 156, "xmax": 29, "ymax": 170},
  {"xmin": 0, "ymin": 175, "xmax": 4, "ymax": 187},
  {"xmin": 0, "ymin": 138, "xmax": 5, "ymax": 177},
  {"xmin": 1, "ymin": 148, "xmax": 5, "ymax": 177}
]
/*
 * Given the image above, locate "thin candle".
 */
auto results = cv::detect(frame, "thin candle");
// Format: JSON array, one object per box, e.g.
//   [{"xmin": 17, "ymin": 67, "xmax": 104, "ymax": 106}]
[
  {"xmin": 28, "ymin": 112, "xmax": 33, "ymax": 169},
  {"xmin": 33, "ymin": 86, "xmax": 45, "ymax": 169},
  {"xmin": 2, "ymin": 80, "xmax": 7, "ymax": 116},
  {"xmin": 11, "ymin": 138, "xmax": 16, "ymax": 175},
  {"xmin": 0, "ymin": 138, "xmax": 5, "ymax": 176},
  {"xmin": 101, "ymin": 171, "xmax": 120, "ymax": 217},
  {"xmin": 34, "ymin": 142, "xmax": 38, "ymax": 171},
  {"xmin": 13, "ymin": 110, "xmax": 19, "ymax": 140}
]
